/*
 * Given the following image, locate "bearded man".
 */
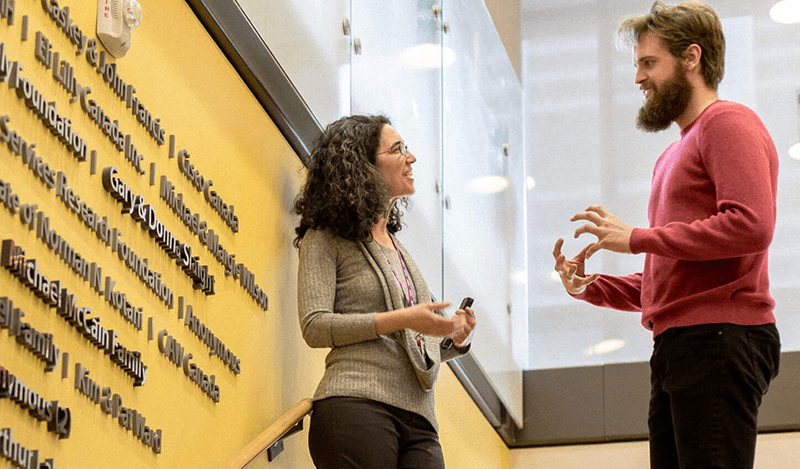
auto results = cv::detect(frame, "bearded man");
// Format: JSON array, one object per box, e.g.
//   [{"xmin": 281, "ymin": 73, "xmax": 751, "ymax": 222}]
[{"xmin": 552, "ymin": 2, "xmax": 781, "ymax": 469}]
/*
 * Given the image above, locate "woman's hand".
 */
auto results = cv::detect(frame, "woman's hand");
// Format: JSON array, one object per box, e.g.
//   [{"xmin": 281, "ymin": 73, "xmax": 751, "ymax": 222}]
[
  {"xmin": 553, "ymin": 238, "xmax": 600, "ymax": 295},
  {"xmin": 406, "ymin": 302, "xmax": 460, "ymax": 336},
  {"xmin": 376, "ymin": 301, "xmax": 455, "ymax": 336},
  {"xmin": 451, "ymin": 306, "xmax": 477, "ymax": 348}
]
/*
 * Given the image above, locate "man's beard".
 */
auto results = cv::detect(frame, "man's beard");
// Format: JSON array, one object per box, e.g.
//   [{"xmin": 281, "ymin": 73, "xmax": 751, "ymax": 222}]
[{"xmin": 636, "ymin": 63, "xmax": 692, "ymax": 132}]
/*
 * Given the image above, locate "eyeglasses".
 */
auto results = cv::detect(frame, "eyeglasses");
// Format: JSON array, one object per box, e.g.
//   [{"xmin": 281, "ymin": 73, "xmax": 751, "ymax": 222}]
[{"xmin": 376, "ymin": 141, "xmax": 409, "ymax": 157}]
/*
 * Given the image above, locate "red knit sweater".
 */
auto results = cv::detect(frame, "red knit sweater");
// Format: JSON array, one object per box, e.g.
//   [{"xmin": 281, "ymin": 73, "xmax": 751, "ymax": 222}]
[{"xmin": 577, "ymin": 101, "xmax": 778, "ymax": 337}]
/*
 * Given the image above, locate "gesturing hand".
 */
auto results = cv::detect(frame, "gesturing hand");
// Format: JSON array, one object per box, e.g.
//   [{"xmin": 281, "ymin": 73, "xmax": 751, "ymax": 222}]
[
  {"xmin": 553, "ymin": 238, "xmax": 600, "ymax": 295},
  {"xmin": 571, "ymin": 205, "xmax": 633, "ymax": 258},
  {"xmin": 404, "ymin": 302, "xmax": 457, "ymax": 337}
]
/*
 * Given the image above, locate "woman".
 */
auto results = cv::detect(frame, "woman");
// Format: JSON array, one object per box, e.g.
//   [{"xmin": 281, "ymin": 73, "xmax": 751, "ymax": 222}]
[{"xmin": 294, "ymin": 114, "xmax": 476, "ymax": 469}]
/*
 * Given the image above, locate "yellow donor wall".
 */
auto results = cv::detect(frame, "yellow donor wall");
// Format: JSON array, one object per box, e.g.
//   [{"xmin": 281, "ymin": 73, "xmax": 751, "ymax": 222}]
[
  {"xmin": 0, "ymin": 0, "xmax": 313, "ymax": 467},
  {"xmin": 1, "ymin": 1, "xmax": 510, "ymax": 468}
]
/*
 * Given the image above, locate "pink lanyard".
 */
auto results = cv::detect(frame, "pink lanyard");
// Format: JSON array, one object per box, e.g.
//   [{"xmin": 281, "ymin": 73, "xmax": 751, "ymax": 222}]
[
  {"xmin": 379, "ymin": 237, "xmax": 425, "ymax": 355},
  {"xmin": 380, "ymin": 237, "xmax": 415, "ymax": 307}
]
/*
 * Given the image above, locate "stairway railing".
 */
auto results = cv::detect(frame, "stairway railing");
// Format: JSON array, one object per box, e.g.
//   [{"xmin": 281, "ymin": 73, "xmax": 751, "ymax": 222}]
[{"xmin": 224, "ymin": 398, "xmax": 313, "ymax": 468}]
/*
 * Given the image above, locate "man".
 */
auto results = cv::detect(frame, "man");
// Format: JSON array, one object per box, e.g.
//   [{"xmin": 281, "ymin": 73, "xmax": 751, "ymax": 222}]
[{"xmin": 552, "ymin": 2, "xmax": 781, "ymax": 468}]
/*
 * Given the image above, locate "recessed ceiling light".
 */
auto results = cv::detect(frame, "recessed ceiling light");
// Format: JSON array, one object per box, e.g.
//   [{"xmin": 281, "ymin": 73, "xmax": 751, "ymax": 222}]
[
  {"xmin": 584, "ymin": 338, "xmax": 626, "ymax": 356},
  {"xmin": 468, "ymin": 175, "xmax": 509, "ymax": 194},
  {"xmin": 770, "ymin": 0, "xmax": 800, "ymax": 24},
  {"xmin": 789, "ymin": 142, "xmax": 800, "ymax": 160},
  {"xmin": 402, "ymin": 43, "xmax": 456, "ymax": 69}
]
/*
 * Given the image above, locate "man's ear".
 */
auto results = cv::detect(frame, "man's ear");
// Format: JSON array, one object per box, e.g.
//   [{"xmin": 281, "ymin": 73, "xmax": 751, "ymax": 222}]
[{"xmin": 683, "ymin": 43, "xmax": 702, "ymax": 71}]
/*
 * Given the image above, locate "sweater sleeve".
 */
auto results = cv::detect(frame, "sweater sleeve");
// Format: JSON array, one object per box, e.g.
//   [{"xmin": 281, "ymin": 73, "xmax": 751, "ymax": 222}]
[
  {"xmin": 297, "ymin": 230, "xmax": 378, "ymax": 348},
  {"xmin": 630, "ymin": 109, "xmax": 777, "ymax": 261},
  {"xmin": 576, "ymin": 272, "xmax": 643, "ymax": 312}
]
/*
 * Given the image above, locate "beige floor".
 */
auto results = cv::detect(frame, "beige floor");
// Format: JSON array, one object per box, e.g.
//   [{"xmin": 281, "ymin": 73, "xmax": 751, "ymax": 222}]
[{"xmin": 511, "ymin": 432, "xmax": 800, "ymax": 469}]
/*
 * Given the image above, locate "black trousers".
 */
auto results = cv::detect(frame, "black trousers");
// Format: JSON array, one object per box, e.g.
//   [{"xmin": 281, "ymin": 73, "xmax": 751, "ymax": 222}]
[
  {"xmin": 308, "ymin": 397, "xmax": 445, "ymax": 469},
  {"xmin": 649, "ymin": 323, "xmax": 781, "ymax": 469}
]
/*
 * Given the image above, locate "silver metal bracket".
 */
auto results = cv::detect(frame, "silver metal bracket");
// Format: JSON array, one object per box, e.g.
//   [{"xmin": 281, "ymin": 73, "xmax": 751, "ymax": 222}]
[{"xmin": 266, "ymin": 419, "xmax": 305, "ymax": 462}]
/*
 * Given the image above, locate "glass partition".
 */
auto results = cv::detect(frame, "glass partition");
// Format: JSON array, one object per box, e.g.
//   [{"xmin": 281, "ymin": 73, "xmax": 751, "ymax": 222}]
[
  {"xmin": 442, "ymin": 0, "xmax": 526, "ymax": 425},
  {"xmin": 350, "ymin": 0, "xmax": 445, "ymax": 296},
  {"xmin": 238, "ymin": 0, "xmax": 527, "ymax": 426},
  {"xmin": 237, "ymin": 0, "xmax": 350, "ymax": 126}
]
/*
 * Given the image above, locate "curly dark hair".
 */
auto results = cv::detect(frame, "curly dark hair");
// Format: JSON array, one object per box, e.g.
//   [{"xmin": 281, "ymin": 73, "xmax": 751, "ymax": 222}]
[{"xmin": 293, "ymin": 115, "xmax": 406, "ymax": 247}]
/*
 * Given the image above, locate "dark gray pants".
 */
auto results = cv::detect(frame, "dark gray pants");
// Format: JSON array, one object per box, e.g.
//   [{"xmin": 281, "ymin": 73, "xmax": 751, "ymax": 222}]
[
  {"xmin": 649, "ymin": 323, "xmax": 781, "ymax": 469},
  {"xmin": 308, "ymin": 397, "xmax": 445, "ymax": 469}
]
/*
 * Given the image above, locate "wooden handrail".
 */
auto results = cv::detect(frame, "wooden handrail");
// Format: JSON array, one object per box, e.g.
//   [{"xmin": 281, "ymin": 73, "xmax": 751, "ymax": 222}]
[{"xmin": 224, "ymin": 398, "xmax": 314, "ymax": 469}]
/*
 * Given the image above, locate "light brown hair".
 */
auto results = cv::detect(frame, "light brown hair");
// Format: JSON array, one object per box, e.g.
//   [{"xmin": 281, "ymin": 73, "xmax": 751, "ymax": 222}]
[{"xmin": 619, "ymin": 1, "xmax": 725, "ymax": 90}]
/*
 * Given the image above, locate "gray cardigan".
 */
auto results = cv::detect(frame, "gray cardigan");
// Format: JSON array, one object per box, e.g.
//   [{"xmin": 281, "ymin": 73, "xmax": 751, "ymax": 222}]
[{"xmin": 297, "ymin": 228, "xmax": 468, "ymax": 430}]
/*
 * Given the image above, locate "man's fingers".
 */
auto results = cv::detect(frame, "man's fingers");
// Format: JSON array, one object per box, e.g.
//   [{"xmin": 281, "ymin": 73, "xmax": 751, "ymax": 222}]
[
  {"xmin": 555, "ymin": 238, "xmax": 600, "ymax": 281},
  {"xmin": 579, "ymin": 273, "xmax": 601, "ymax": 285},
  {"xmin": 585, "ymin": 205, "xmax": 607, "ymax": 216},
  {"xmin": 574, "ymin": 224, "xmax": 600, "ymax": 239},
  {"xmin": 553, "ymin": 239, "xmax": 568, "ymax": 272},
  {"xmin": 553, "ymin": 238, "xmax": 565, "ymax": 257},
  {"xmin": 575, "ymin": 243, "xmax": 595, "ymax": 259},
  {"xmin": 563, "ymin": 262, "xmax": 575, "ymax": 280},
  {"xmin": 572, "ymin": 212, "xmax": 605, "ymax": 227}
]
